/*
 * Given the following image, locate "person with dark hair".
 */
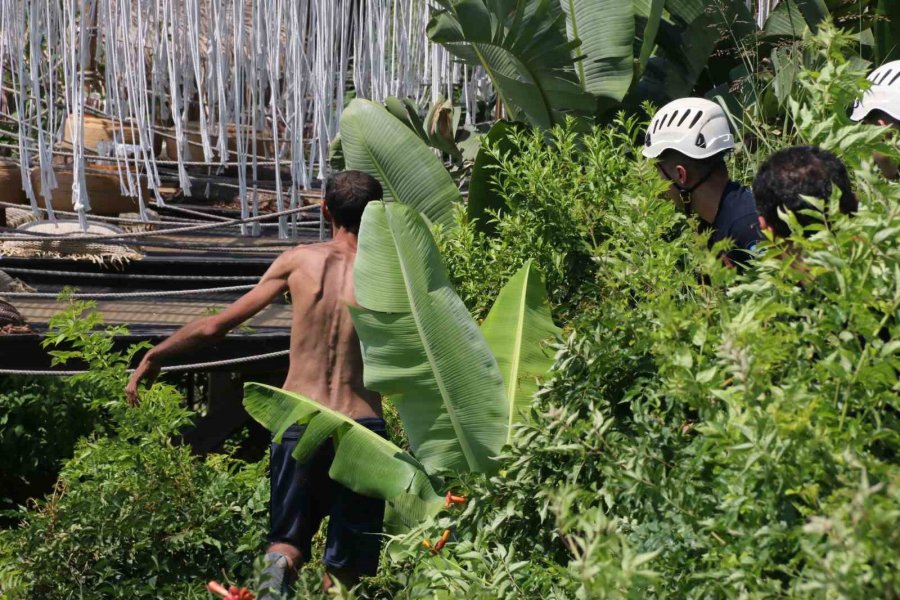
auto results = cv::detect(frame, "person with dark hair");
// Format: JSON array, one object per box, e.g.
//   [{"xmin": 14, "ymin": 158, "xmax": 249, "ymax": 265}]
[
  {"xmin": 753, "ymin": 146, "xmax": 858, "ymax": 239},
  {"xmin": 125, "ymin": 170, "xmax": 385, "ymax": 596},
  {"xmin": 851, "ymin": 60, "xmax": 900, "ymax": 179},
  {"xmin": 643, "ymin": 97, "xmax": 761, "ymax": 266}
]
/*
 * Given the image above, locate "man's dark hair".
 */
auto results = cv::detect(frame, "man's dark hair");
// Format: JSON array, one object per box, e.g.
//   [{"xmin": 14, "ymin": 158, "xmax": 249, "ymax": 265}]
[
  {"xmin": 864, "ymin": 109, "xmax": 900, "ymax": 127},
  {"xmin": 658, "ymin": 149, "xmax": 727, "ymax": 177},
  {"xmin": 753, "ymin": 146, "xmax": 858, "ymax": 238},
  {"xmin": 324, "ymin": 170, "xmax": 383, "ymax": 232}
]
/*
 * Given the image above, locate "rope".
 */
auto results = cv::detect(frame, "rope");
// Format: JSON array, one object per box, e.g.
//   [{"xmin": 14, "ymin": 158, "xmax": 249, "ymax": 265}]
[
  {"xmin": 2, "ymin": 284, "xmax": 256, "ymax": 299},
  {"xmin": 0, "ymin": 140, "xmax": 296, "ymax": 167},
  {"xmin": 0, "ymin": 348, "xmax": 290, "ymax": 376},
  {"xmin": 0, "ymin": 202, "xmax": 289, "ymax": 229},
  {"xmin": 0, "ymin": 267, "xmax": 260, "ymax": 281},
  {"xmin": 0, "ymin": 203, "xmax": 318, "ymax": 242}
]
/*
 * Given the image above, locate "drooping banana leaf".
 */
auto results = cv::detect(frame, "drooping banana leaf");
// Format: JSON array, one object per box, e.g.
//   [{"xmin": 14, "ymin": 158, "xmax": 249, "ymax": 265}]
[
  {"xmin": 339, "ymin": 99, "xmax": 460, "ymax": 228},
  {"xmin": 480, "ymin": 260, "xmax": 560, "ymax": 439},
  {"xmin": 428, "ymin": 0, "xmax": 596, "ymax": 130},
  {"xmin": 559, "ymin": 0, "xmax": 635, "ymax": 102},
  {"xmin": 243, "ymin": 383, "xmax": 444, "ymax": 533},
  {"xmin": 351, "ymin": 201, "xmax": 508, "ymax": 475},
  {"xmin": 424, "ymin": 96, "xmax": 463, "ymax": 160}
]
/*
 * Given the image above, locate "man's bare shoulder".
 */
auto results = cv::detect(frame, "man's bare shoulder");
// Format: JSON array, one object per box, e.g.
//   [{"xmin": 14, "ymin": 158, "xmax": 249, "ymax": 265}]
[{"xmin": 275, "ymin": 240, "xmax": 355, "ymax": 278}]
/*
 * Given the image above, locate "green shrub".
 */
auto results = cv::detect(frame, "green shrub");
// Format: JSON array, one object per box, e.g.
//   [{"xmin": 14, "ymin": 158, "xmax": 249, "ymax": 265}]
[
  {"xmin": 0, "ymin": 301, "xmax": 269, "ymax": 599},
  {"xmin": 388, "ymin": 28, "xmax": 900, "ymax": 599},
  {"xmin": 0, "ymin": 376, "xmax": 99, "ymax": 518}
]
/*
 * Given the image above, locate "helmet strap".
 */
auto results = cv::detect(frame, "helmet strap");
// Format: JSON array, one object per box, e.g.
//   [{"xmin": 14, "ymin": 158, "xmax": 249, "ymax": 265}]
[{"xmin": 659, "ymin": 163, "xmax": 718, "ymax": 217}]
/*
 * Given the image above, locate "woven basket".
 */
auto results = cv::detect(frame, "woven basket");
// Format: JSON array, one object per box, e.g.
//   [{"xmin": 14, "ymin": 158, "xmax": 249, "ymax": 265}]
[{"xmin": 0, "ymin": 220, "xmax": 142, "ymax": 265}]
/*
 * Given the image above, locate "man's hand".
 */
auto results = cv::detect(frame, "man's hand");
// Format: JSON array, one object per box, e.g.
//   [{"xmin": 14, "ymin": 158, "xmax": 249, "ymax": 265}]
[
  {"xmin": 125, "ymin": 358, "xmax": 161, "ymax": 406},
  {"xmin": 122, "ymin": 252, "xmax": 291, "ymax": 407}
]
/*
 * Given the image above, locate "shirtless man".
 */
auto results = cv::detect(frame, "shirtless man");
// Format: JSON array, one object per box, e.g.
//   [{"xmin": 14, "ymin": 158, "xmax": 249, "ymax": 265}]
[{"xmin": 125, "ymin": 170, "xmax": 385, "ymax": 596}]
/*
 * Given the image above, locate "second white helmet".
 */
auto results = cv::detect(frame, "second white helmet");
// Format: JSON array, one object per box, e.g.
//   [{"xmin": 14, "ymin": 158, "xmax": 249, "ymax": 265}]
[
  {"xmin": 851, "ymin": 60, "xmax": 900, "ymax": 122},
  {"xmin": 643, "ymin": 97, "xmax": 734, "ymax": 160}
]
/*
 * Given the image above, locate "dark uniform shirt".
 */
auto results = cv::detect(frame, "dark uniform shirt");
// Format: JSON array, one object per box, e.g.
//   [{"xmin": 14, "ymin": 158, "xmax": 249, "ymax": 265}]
[{"xmin": 700, "ymin": 181, "xmax": 761, "ymax": 265}]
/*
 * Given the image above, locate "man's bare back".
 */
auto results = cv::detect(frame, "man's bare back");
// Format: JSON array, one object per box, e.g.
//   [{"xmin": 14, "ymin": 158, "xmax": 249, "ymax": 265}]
[
  {"xmin": 280, "ymin": 237, "xmax": 380, "ymax": 419},
  {"xmin": 126, "ymin": 229, "xmax": 379, "ymax": 421}
]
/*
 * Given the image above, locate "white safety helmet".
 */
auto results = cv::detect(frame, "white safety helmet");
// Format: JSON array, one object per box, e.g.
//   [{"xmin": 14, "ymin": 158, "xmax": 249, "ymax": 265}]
[
  {"xmin": 642, "ymin": 97, "xmax": 734, "ymax": 160},
  {"xmin": 851, "ymin": 60, "xmax": 900, "ymax": 122}
]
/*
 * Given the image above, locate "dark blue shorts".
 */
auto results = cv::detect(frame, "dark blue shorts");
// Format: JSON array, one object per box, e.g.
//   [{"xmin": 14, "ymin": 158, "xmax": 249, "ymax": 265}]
[{"xmin": 268, "ymin": 418, "xmax": 386, "ymax": 576}]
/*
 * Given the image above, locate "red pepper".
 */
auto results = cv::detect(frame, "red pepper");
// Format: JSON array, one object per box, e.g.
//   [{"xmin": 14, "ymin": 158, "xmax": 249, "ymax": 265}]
[
  {"xmin": 207, "ymin": 581, "xmax": 254, "ymax": 600},
  {"xmin": 444, "ymin": 491, "xmax": 467, "ymax": 508}
]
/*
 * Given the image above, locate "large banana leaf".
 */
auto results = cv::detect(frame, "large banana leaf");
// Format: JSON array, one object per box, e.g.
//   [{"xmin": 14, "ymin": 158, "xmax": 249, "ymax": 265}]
[
  {"xmin": 351, "ymin": 201, "xmax": 508, "ymax": 475},
  {"xmin": 559, "ymin": 0, "xmax": 634, "ymax": 102},
  {"xmin": 481, "ymin": 260, "xmax": 560, "ymax": 439},
  {"xmin": 339, "ymin": 99, "xmax": 460, "ymax": 228},
  {"xmin": 242, "ymin": 383, "xmax": 444, "ymax": 533},
  {"xmin": 428, "ymin": 0, "xmax": 595, "ymax": 130}
]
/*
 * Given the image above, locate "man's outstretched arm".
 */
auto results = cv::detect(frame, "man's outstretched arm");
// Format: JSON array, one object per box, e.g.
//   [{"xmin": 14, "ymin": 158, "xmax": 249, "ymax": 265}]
[{"xmin": 125, "ymin": 253, "xmax": 293, "ymax": 405}]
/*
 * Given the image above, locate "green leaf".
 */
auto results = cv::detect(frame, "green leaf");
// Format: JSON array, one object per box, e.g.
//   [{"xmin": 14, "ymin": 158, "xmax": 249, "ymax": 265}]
[
  {"xmin": 559, "ymin": 0, "xmax": 635, "ymax": 101},
  {"xmin": 339, "ymin": 99, "xmax": 461, "ymax": 228},
  {"xmin": 764, "ymin": 0, "xmax": 810, "ymax": 38},
  {"xmin": 638, "ymin": 0, "xmax": 666, "ymax": 72},
  {"xmin": 384, "ymin": 97, "xmax": 429, "ymax": 142},
  {"xmin": 798, "ymin": 0, "xmax": 830, "ymax": 31},
  {"xmin": 352, "ymin": 201, "xmax": 508, "ymax": 474},
  {"xmin": 428, "ymin": 0, "xmax": 595, "ymax": 130},
  {"xmin": 652, "ymin": 0, "xmax": 727, "ymax": 99},
  {"xmin": 467, "ymin": 120, "xmax": 521, "ymax": 232},
  {"xmin": 243, "ymin": 383, "xmax": 444, "ymax": 533},
  {"xmin": 875, "ymin": 0, "xmax": 900, "ymax": 63},
  {"xmin": 481, "ymin": 260, "xmax": 560, "ymax": 438}
]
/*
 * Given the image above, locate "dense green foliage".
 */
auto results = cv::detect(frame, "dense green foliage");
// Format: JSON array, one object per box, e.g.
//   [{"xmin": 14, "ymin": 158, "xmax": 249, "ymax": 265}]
[
  {"xmin": 0, "ymin": 376, "xmax": 98, "ymax": 518},
  {"xmin": 0, "ymin": 302, "xmax": 268, "ymax": 599},
  {"xmin": 387, "ymin": 29, "xmax": 900, "ymax": 598}
]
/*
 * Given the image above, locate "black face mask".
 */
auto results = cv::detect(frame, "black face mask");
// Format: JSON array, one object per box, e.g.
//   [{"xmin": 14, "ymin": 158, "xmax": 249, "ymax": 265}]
[{"xmin": 658, "ymin": 163, "xmax": 718, "ymax": 216}]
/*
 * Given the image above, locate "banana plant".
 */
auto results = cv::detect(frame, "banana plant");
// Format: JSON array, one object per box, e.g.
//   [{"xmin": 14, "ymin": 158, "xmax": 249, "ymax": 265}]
[
  {"xmin": 385, "ymin": 94, "xmax": 484, "ymax": 165},
  {"xmin": 426, "ymin": 0, "xmax": 900, "ymax": 130},
  {"xmin": 244, "ymin": 201, "xmax": 558, "ymax": 532},
  {"xmin": 351, "ymin": 201, "xmax": 509, "ymax": 475},
  {"xmin": 428, "ymin": 0, "xmax": 596, "ymax": 129},
  {"xmin": 339, "ymin": 99, "xmax": 461, "ymax": 228}
]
